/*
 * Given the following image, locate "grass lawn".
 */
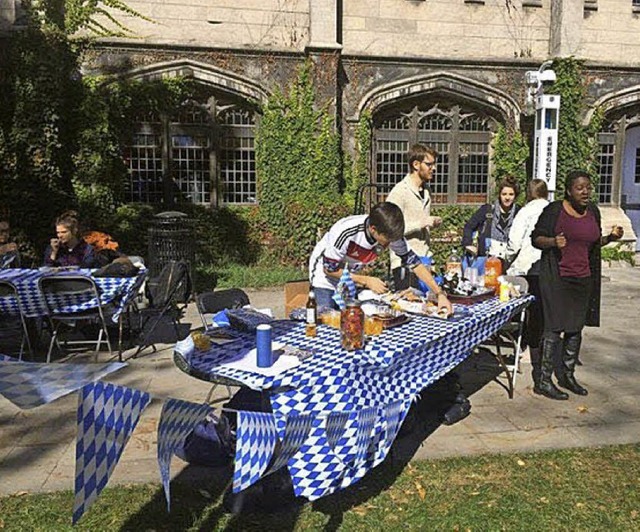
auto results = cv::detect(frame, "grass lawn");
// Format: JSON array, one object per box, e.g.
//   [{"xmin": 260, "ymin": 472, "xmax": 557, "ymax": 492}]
[{"xmin": 1, "ymin": 444, "xmax": 639, "ymax": 531}]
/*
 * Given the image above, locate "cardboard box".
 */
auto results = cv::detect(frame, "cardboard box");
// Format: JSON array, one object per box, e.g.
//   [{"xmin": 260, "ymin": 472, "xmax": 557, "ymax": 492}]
[{"xmin": 284, "ymin": 279, "xmax": 310, "ymax": 317}]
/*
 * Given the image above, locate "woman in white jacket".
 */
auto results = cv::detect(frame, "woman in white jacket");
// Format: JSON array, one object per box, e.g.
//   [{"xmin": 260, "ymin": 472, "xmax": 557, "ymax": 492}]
[{"xmin": 506, "ymin": 179, "xmax": 549, "ymax": 385}]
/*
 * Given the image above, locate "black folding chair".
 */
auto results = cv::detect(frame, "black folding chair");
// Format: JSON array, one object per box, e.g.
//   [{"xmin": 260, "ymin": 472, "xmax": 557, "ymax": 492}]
[
  {"xmin": 39, "ymin": 275, "xmax": 113, "ymax": 363},
  {"xmin": 196, "ymin": 288, "xmax": 250, "ymax": 331},
  {"xmin": 478, "ymin": 276, "xmax": 529, "ymax": 399},
  {"xmin": 0, "ymin": 279, "xmax": 33, "ymax": 360},
  {"xmin": 196, "ymin": 288, "xmax": 251, "ymax": 403},
  {"xmin": 131, "ymin": 260, "xmax": 191, "ymax": 358}
]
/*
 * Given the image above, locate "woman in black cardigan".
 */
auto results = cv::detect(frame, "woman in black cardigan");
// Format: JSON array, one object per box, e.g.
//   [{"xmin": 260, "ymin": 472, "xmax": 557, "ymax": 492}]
[
  {"xmin": 462, "ymin": 178, "xmax": 520, "ymax": 266},
  {"xmin": 531, "ymin": 170, "xmax": 624, "ymax": 400}
]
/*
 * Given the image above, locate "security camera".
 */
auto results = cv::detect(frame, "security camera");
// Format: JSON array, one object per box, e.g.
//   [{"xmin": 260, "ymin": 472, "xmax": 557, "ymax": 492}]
[
  {"xmin": 538, "ymin": 70, "xmax": 556, "ymax": 83},
  {"xmin": 525, "ymin": 69, "xmax": 556, "ymax": 86}
]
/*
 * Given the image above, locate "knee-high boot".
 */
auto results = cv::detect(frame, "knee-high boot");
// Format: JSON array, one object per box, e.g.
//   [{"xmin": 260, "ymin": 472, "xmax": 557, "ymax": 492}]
[
  {"xmin": 534, "ymin": 333, "xmax": 568, "ymax": 400},
  {"xmin": 557, "ymin": 332, "xmax": 588, "ymax": 396}
]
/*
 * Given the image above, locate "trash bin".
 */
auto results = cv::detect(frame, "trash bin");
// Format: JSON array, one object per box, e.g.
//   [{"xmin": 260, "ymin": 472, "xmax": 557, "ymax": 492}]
[{"xmin": 147, "ymin": 211, "xmax": 195, "ymax": 301}]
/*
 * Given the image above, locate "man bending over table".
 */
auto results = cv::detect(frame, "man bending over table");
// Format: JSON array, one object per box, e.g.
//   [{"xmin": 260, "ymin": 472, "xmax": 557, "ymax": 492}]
[{"xmin": 309, "ymin": 201, "xmax": 452, "ymax": 314}]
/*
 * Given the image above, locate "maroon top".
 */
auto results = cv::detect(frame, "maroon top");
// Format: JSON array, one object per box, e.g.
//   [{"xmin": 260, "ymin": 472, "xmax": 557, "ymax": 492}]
[{"xmin": 555, "ymin": 208, "xmax": 600, "ymax": 278}]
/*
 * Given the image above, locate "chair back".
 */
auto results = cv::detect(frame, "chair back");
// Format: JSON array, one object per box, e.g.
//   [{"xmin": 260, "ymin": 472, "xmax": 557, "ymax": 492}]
[
  {"xmin": 0, "ymin": 280, "xmax": 17, "ymax": 298},
  {"xmin": 196, "ymin": 289, "xmax": 250, "ymax": 329},
  {"xmin": 147, "ymin": 260, "xmax": 191, "ymax": 308},
  {"xmin": 38, "ymin": 275, "xmax": 101, "ymax": 315},
  {"xmin": 353, "ymin": 183, "xmax": 393, "ymax": 215}
]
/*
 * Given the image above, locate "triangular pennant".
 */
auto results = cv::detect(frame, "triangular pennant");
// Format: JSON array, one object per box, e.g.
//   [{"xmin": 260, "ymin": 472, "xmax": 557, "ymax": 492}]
[
  {"xmin": 73, "ymin": 382, "xmax": 150, "ymax": 524},
  {"xmin": 233, "ymin": 411, "xmax": 277, "ymax": 493},
  {"xmin": 325, "ymin": 410, "xmax": 350, "ymax": 450},
  {"xmin": 0, "ymin": 359, "xmax": 126, "ymax": 410},
  {"xmin": 157, "ymin": 398, "xmax": 212, "ymax": 511},
  {"xmin": 377, "ymin": 399, "xmax": 411, "ymax": 462},
  {"xmin": 267, "ymin": 413, "xmax": 314, "ymax": 474}
]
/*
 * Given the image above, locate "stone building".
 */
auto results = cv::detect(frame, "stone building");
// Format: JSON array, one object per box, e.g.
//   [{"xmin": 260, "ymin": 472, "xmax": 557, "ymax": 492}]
[{"xmin": 2, "ymin": 0, "xmax": 640, "ymax": 249}]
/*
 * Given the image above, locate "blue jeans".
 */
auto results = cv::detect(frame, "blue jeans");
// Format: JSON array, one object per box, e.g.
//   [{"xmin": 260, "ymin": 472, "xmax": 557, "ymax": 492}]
[{"xmin": 313, "ymin": 287, "xmax": 338, "ymax": 311}]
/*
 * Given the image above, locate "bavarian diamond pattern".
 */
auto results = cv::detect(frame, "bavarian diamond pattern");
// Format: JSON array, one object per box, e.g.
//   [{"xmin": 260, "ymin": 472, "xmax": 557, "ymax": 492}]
[
  {"xmin": 177, "ymin": 295, "xmax": 532, "ymax": 500},
  {"xmin": 157, "ymin": 398, "xmax": 212, "ymax": 510},
  {"xmin": 0, "ymin": 358, "xmax": 127, "ymax": 409},
  {"xmin": 332, "ymin": 267, "xmax": 356, "ymax": 310},
  {"xmin": 0, "ymin": 268, "xmax": 146, "ymax": 323},
  {"xmin": 233, "ymin": 411, "xmax": 278, "ymax": 493},
  {"xmin": 73, "ymin": 381, "xmax": 150, "ymax": 524}
]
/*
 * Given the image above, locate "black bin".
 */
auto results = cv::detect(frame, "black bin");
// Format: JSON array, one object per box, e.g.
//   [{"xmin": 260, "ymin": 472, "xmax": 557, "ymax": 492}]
[{"xmin": 147, "ymin": 211, "xmax": 194, "ymax": 302}]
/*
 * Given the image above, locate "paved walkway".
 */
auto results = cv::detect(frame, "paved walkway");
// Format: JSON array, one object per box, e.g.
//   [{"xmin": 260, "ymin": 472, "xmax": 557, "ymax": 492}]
[{"xmin": 1, "ymin": 265, "xmax": 639, "ymax": 496}]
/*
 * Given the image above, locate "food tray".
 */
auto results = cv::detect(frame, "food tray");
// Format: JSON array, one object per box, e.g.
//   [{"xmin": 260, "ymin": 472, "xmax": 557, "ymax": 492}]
[{"xmin": 446, "ymin": 289, "xmax": 495, "ymax": 305}]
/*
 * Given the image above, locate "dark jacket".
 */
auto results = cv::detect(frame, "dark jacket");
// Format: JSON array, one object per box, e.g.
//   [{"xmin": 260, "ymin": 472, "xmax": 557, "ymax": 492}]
[
  {"xmin": 531, "ymin": 200, "xmax": 602, "ymax": 327},
  {"xmin": 462, "ymin": 203, "xmax": 520, "ymax": 257}
]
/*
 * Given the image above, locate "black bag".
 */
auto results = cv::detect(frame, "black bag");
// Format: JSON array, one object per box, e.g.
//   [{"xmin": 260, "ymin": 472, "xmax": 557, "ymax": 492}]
[{"xmin": 93, "ymin": 259, "xmax": 140, "ymax": 278}]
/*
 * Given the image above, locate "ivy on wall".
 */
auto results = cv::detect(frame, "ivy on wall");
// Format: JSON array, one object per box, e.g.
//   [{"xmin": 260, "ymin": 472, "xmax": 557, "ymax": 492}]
[
  {"xmin": 491, "ymin": 124, "xmax": 529, "ymax": 203},
  {"xmin": 256, "ymin": 60, "xmax": 346, "ymax": 266},
  {"xmin": 343, "ymin": 110, "xmax": 372, "ymax": 209},
  {"xmin": 548, "ymin": 57, "xmax": 602, "ymax": 198}
]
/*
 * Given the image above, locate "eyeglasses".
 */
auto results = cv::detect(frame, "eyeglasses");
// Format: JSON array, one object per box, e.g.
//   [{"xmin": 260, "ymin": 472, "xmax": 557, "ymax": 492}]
[{"xmin": 422, "ymin": 160, "xmax": 436, "ymax": 168}]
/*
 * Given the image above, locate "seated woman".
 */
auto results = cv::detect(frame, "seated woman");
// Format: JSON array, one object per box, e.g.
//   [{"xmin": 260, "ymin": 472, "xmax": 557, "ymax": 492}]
[
  {"xmin": 462, "ymin": 177, "xmax": 521, "ymax": 268},
  {"xmin": 43, "ymin": 211, "xmax": 98, "ymax": 268},
  {"xmin": 0, "ymin": 219, "xmax": 20, "ymax": 268}
]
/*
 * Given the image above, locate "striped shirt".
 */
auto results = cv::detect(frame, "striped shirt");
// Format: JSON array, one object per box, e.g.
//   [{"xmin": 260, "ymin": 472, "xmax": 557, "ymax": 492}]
[{"xmin": 309, "ymin": 214, "xmax": 420, "ymax": 290}]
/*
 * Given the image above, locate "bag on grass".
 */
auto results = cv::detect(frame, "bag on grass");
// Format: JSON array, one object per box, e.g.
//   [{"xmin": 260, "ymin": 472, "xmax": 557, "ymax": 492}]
[{"xmin": 175, "ymin": 413, "xmax": 235, "ymax": 467}]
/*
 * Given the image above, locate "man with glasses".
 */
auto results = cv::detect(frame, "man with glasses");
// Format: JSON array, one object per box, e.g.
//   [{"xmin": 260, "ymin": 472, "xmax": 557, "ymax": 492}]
[{"xmin": 387, "ymin": 144, "xmax": 442, "ymax": 290}]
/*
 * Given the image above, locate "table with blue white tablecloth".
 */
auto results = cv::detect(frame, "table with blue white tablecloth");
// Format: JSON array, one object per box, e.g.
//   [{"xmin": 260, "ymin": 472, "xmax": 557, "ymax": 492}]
[
  {"xmin": 0, "ymin": 268, "xmax": 146, "ymax": 323},
  {"xmin": 174, "ymin": 295, "xmax": 533, "ymax": 501}
]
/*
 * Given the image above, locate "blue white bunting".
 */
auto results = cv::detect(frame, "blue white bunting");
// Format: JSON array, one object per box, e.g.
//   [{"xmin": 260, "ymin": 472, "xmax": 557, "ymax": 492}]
[
  {"xmin": 332, "ymin": 266, "xmax": 356, "ymax": 309},
  {"xmin": 233, "ymin": 411, "xmax": 278, "ymax": 493},
  {"xmin": 73, "ymin": 382, "xmax": 150, "ymax": 524},
  {"xmin": 157, "ymin": 398, "xmax": 212, "ymax": 511},
  {"xmin": 0, "ymin": 358, "xmax": 126, "ymax": 410}
]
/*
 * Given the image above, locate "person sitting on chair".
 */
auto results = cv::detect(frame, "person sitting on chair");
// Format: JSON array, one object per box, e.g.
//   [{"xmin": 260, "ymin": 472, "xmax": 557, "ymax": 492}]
[
  {"xmin": 43, "ymin": 210, "xmax": 98, "ymax": 268},
  {"xmin": 0, "ymin": 219, "xmax": 20, "ymax": 269},
  {"xmin": 309, "ymin": 201, "xmax": 452, "ymax": 314}
]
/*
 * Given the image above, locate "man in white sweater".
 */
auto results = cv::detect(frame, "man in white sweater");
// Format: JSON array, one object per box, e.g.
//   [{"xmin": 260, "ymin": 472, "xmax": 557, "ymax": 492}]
[{"xmin": 387, "ymin": 144, "xmax": 442, "ymax": 290}]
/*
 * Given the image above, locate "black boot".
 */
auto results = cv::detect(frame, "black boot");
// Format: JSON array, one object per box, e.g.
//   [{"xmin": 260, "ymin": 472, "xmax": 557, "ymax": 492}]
[
  {"xmin": 557, "ymin": 374, "xmax": 588, "ymax": 396},
  {"xmin": 556, "ymin": 332, "xmax": 588, "ymax": 396},
  {"xmin": 533, "ymin": 334, "xmax": 568, "ymax": 400}
]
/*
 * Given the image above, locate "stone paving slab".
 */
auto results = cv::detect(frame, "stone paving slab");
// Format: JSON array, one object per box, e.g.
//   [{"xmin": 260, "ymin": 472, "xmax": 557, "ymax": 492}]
[{"xmin": 1, "ymin": 267, "xmax": 639, "ymax": 497}]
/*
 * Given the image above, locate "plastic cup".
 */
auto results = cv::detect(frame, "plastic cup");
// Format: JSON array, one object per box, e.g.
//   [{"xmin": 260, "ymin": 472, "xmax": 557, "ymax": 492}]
[{"xmin": 256, "ymin": 324, "xmax": 273, "ymax": 367}]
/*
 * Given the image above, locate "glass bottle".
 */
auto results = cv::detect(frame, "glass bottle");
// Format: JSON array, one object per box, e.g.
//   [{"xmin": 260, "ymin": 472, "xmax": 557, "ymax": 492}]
[
  {"xmin": 305, "ymin": 290, "xmax": 317, "ymax": 337},
  {"xmin": 340, "ymin": 300, "xmax": 364, "ymax": 351},
  {"xmin": 446, "ymin": 249, "xmax": 462, "ymax": 276}
]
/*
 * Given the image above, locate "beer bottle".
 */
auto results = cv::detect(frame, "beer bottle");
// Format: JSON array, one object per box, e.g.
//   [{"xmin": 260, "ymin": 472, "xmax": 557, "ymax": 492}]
[{"xmin": 305, "ymin": 290, "xmax": 317, "ymax": 337}]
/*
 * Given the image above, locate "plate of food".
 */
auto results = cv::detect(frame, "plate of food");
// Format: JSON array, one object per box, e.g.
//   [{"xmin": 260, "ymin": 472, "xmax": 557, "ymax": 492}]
[{"xmin": 372, "ymin": 309, "xmax": 412, "ymax": 329}]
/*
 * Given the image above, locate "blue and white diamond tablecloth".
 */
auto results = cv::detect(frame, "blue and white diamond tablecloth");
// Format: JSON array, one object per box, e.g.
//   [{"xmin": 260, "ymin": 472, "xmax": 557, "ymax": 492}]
[
  {"xmin": 175, "ymin": 295, "xmax": 533, "ymax": 500},
  {"xmin": 0, "ymin": 268, "xmax": 146, "ymax": 323}
]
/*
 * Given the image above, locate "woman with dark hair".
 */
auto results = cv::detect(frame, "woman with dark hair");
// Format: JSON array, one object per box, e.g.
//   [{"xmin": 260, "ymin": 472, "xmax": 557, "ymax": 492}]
[
  {"xmin": 531, "ymin": 170, "xmax": 623, "ymax": 400},
  {"xmin": 44, "ymin": 211, "xmax": 98, "ymax": 268},
  {"xmin": 462, "ymin": 178, "xmax": 521, "ymax": 265}
]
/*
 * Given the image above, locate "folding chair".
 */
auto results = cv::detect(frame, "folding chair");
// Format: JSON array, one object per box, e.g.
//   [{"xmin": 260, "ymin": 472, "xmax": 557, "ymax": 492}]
[
  {"xmin": 131, "ymin": 260, "xmax": 191, "ymax": 358},
  {"xmin": 353, "ymin": 183, "xmax": 393, "ymax": 215},
  {"xmin": 196, "ymin": 289, "xmax": 250, "ymax": 403},
  {"xmin": 0, "ymin": 279, "xmax": 33, "ymax": 360},
  {"xmin": 39, "ymin": 275, "xmax": 113, "ymax": 363},
  {"xmin": 196, "ymin": 289, "xmax": 250, "ymax": 331},
  {"xmin": 480, "ymin": 275, "xmax": 529, "ymax": 399}
]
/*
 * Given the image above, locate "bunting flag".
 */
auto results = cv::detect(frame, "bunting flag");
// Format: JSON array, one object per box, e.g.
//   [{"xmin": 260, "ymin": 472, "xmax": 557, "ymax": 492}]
[
  {"xmin": 157, "ymin": 398, "xmax": 213, "ymax": 511},
  {"xmin": 0, "ymin": 357, "xmax": 126, "ymax": 410},
  {"xmin": 232, "ymin": 411, "xmax": 278, "ymax": 493},
  {"xmin": 376, "ymin": 399, "xmax": 411, "ymax": 463},
  {"xmin": 332, "ymin": 266, "xmax": 356, "ymax": 309},
  {"xmin": 266, "ymin": 413, "xmax": 314, "ymax": 475},
  {"xmin": 73, "ymin": 382, "xmax": 151, "ymax": 524}
]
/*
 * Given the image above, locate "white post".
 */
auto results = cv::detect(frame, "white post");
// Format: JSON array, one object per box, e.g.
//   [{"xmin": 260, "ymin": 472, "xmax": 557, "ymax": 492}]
[{"xmin": 532, "ymin": 94, "xmax": 561, "ymax": 200}]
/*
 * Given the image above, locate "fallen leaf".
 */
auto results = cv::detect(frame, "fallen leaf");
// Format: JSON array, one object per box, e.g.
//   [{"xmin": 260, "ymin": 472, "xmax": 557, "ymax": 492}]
[
  {"xmin": 353, "ymin": 507, "xmax": 368, "ymax": 516},
  {"xmin": 576, "ymin": 405, "xmax": 589, "ymax": 414},
  {"xmin": 576, "ymin": 502, "xmax": 585, "ymax": 509},
  {"xmin": 415, "ymin": 481, "xmax": 426, "ymax": 501},
  {"xmin": 0, "ymin": 517, "xmax": 4, "ymax": 529},
  {"xmin": 539, "ymin": 497, "xmax": 549, "ymax": 504},
  {"xmin": 470, "ymin": 491, "xmax": 481, "ymax": 496},
  {"xmin": 631, "ymin": 510, "xmax": 638, "ymax": 519},
  {"xmin": 517, "ymin": 459, "xmax": 526, "ymax": 467},
  {"xmin": 13, "ymin": 491, "xmax": 28, "ymax": 497}
]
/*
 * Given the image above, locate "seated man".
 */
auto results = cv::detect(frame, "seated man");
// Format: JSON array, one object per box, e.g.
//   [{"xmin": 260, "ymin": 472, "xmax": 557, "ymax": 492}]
[
  {"xmin": 309, "ymin": 202, "xmax": 452, "ymax": 314},
  {"xmin": 0, "ymin": 219, "xmax": 20, "ymax": 268}
]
